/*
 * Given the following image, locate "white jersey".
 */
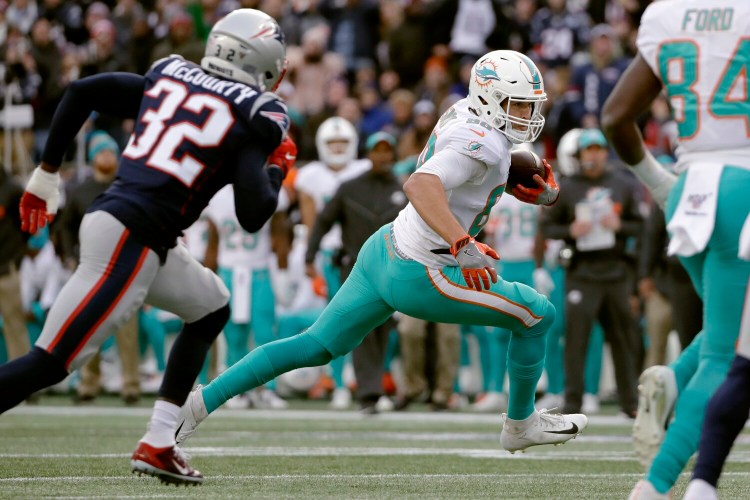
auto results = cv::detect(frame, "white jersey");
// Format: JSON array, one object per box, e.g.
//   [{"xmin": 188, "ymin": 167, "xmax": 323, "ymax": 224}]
[
  {"xmin": 488, "ymin": 194, "xmax": 539, "ymax": 262},
  {"xmin": 295, "ymin": 159, "xmax": 371, "ymax": 251},
  {"xmin": 638, "ymin": 0, "xmax": 750, "ymax": 169},
  {"xmin": 393, "ymin": 98, "xmax": 511, "ymax": 268},
  {"xmin": 203, "ymin": 185, "xmax": 272, "ymax": 270}
]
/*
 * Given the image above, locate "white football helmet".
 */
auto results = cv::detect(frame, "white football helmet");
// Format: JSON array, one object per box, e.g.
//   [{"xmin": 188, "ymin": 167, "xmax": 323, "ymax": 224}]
[
  {"xmin": 556, "ymin": 128, "xmax": 582, "ymax": 177},
  {"xmin": 315, "ymin": 117, "xmax": 359, "ymax": 167},
  {"xmin": 468, "ymin": 50, "xmax": 547, "ymax": 144},
  {"xmin": 201, "ymin": 9, "xmax": 287, "ymax": 91}
]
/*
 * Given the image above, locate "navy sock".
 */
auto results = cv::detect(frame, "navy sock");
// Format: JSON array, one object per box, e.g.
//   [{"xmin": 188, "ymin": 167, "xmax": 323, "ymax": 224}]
[
  {"xmin": 693, "ymin": 355, "xmax": 750, "ymax": 487},
  {"xmin": 158, "ymin": 304, "xmax": 229, "ymax": 404},
  {"xmin": 0, "ymin": 347, "xmax": 68, "ymax": 414}
]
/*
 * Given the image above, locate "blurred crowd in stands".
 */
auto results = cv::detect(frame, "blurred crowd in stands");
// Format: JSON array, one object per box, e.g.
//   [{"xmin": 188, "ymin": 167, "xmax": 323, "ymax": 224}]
[{"xmin": 0, "ymin": 0, "xmax": 698, "ymax": 415}]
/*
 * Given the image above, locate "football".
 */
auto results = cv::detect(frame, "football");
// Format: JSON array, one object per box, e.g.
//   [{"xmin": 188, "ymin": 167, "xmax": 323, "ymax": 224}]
[{"xmin": 508, "ymin": 150, "xmax": 545, "ymax": 189}]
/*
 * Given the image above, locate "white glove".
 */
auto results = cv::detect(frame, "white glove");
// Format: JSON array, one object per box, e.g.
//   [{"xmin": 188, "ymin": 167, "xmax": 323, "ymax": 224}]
[{"xmin": 532, "ymin": 267, "xmax": 555, "ymax": 298}]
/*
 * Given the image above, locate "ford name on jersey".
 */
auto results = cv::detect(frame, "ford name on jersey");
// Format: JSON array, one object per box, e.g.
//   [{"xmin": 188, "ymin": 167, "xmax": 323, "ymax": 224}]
[{"xmin": 160, "ymin": 58, "xmax": 258, "ymax": 105}]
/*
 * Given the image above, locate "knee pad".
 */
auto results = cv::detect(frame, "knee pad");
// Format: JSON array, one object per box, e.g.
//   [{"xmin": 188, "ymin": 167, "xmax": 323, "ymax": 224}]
[
  {"xmin": 185, "ymin": 303, "xmax": 230, "ymax": 344},
  {"xmin": 523, "ymin": 298, "xmax": 556, "ymax": 337},
  {"xmin": 299, "ymin": 332, "xmax": 334, "ymax": 366}
]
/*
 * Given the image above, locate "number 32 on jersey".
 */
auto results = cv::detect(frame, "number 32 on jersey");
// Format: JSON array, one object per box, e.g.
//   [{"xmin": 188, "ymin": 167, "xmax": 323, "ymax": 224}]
[{"xmin": 123, "ymin": 79, "xmax": 235, "ymax": 186}]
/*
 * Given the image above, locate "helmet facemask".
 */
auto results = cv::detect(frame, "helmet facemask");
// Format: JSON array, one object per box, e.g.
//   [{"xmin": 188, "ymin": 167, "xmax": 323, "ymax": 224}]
[
  {"xmin": 493, "ymin": 94, "xmax": 546, "ymax": 144},
  {"xmin": 468, "ymin": 50, "xmax": 547, "ymax": 144}
]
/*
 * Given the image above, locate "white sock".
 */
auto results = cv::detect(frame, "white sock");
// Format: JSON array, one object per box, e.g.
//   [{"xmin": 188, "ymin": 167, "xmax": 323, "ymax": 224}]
[
  {"xmin": 141, "ymin": 400, "xmax": 180, "ymax": 448},
  {"xmin": 504, "ymin": 410, "xmax": 538, "ymax": 433}
]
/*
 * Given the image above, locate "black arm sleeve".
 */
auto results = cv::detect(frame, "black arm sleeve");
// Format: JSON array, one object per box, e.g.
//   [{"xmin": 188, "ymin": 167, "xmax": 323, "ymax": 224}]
[
  {"xmin": 42, "ymin": 73, "xmax": 146, "ymax": 167},
  {"xmin": 305, "ymin": 187, "xmax": 344, "ymax": 264},
  {"xmin": 233, "ymin": 145, "xmax": 283, "ymax": 233}
]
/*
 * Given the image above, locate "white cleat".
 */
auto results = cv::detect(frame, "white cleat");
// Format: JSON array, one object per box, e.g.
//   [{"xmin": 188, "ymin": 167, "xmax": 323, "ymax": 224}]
[
  {"xmin": 627, "ymin": 479, "xmax": 672, "ymax": 500},
  {"xmin": 683, "ymin": 479, "xmax": 717, "ymax": 500},
  {"xmin": 375, "ymin": 395, "xmax": 395, "ymax": 412},
  {"xmin": 175, "ymin": 386, "xmax": 209, "ymax": 446},
  {"xmin": 500, "ymin": 409, "xmax": 588, "ymax": 453},
  {"xmin": 248, "ymin": 388, "xmax": 289, "ymax": 410},
  {"xmin": 633, "ymin": 366, "xmax": 677, "ymax": 468},
  {"xmin": 582, "ymin": 393, "xmax": 600, "ymax": 415},
  {"xmin": 471, "ymin": 392, "xmax": 508, "ymax": 413},
  {"xmin": 330, "ymin": 387, "xmax": 352, "ymax": 410}
]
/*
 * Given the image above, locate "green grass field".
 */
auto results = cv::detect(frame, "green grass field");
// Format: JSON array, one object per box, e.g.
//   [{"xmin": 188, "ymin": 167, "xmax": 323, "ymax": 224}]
[{"xmin": 1, "ymin": 397, "xmax": 749, "ymax": 499}]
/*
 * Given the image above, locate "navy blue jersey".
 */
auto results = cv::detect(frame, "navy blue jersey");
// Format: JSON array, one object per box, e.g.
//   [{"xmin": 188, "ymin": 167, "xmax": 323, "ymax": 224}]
[{"xmin": 88, "ymin": 56, "xmax": 289, "ymax": 255}]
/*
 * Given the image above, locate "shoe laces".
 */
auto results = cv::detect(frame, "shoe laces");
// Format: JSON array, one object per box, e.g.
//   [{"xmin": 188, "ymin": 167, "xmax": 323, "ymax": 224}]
[{"xmin": 537, "ymin": 408, "xmax": 565, "ymax": 427}]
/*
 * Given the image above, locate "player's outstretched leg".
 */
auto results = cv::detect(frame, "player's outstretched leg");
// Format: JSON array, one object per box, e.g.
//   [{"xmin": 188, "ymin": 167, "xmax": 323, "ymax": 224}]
[
  {"xmin": 684, "ymin": 355, "xmax": 750, "ymax": 500},
  {"xmin": 632, "ymin": 365, "xmax": 678, "ymax": 468},
  {"xmin": 132, "ymin": 303, "xmax": 230, "ymax": 485}
]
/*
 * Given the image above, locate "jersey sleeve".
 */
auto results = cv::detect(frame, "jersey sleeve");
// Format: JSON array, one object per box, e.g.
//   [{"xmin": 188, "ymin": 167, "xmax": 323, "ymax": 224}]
[
  {"xmin": 248, "ymin": 92, "xmax": 290, "ymax": 155},
  {"xmin": 418, "ymin": 147, "xmax": 488, "ymax": 190},
  {"xmin": 637, "ymin": 2, "xmax": 668, "ymax": 77},
  {"xmin": 442, "ymin": 124, "xmax": 505, "ymax": 170}
]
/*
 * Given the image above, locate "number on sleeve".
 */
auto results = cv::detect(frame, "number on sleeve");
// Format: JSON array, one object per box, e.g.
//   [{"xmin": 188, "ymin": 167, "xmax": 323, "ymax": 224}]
[{"xmin": 416, "ymin": 131, "xmax": 438, "ymax": 168}]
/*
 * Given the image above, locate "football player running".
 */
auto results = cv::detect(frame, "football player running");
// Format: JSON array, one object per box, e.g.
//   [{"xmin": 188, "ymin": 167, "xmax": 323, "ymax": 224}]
[
  {"xmin": 0, "ymin": 9, "xmax": 296, "ymax": 486},
  {"xmin": 601, "ymin": 1, "xmax": 750, "ymax": 498},
  {"xmin": 176, "ymin": 50, "xmax": 587, "ymax": 464}
]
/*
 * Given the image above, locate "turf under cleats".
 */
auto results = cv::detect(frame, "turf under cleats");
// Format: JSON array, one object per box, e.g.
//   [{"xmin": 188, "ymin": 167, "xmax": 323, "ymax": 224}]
[
  {"xmin": 175, "ymin": 386, "xmax": 208, "ymax": 446},
  {"xmin": 633, "ymin": 366, "xmax": 677, "ymax": 468},
  {"xmin": 500, "ymin": 409, "xmax": 588, "ymax": 453},
  {"xmin": 131, "ymin": 442, "xmax": 203, "ymax": 486}
]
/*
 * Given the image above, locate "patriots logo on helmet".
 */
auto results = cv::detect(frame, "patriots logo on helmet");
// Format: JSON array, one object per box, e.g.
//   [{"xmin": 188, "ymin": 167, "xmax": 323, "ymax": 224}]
[
  {"xmin": 261, "ymin": 110, "xmax": 291, "ymax": 133},
  {"xmin": 474, "ymin": 59, "xmax": 501, "ymax": 88},
  {"xmin": 250, "ymin": 22, "xmax": 286, "ymax": 46}
]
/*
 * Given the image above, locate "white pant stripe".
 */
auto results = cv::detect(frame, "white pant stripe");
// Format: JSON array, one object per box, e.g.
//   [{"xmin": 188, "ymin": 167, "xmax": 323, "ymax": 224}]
[{"xmin": 426, "ymin": 268, "xmax": 542, "ymax": 328}]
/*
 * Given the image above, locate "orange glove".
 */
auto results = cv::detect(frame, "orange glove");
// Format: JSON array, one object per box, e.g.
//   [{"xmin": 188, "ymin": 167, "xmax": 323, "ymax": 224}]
[
  {"xmin": 311, "ymin": 275, "xmax": 328, "ymax": 298},
  {"xmin": 512, "ymin": 159, "xmax": 559, "ymax": 206},
  {"xmin": 450, "ymin": 236, "xmax": 500, "ymax": 291},
  {"xmin": 267, "ymin": 136, "xmax": 297, "ymax": 179}
]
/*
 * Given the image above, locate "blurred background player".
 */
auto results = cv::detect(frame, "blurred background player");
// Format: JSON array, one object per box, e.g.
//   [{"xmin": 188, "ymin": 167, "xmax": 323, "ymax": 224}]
[
  {"xmin": 202, "ymin": 184, "xmax": 289, "ymax": 410},
  {"xmin": 0, "ymin": 9, "xmax": 296, "ymax": 488},
  {"xmin": 176, "ymin": 51, "xmax": 589, "ymax": 461},
  {"xmin": 539, "ymin": 128, "xmax": 642, "ymax": 418},
  {"xmin": 297, "ymin": 116, "xmax": 370, "ymax": 409},
  {"xmin": 601, "ymin": 0, "xmax": 750, "ymax": 497},
  {"xmin": 306, "ymin": 131, "xmax": 406, "ymax": 413}
]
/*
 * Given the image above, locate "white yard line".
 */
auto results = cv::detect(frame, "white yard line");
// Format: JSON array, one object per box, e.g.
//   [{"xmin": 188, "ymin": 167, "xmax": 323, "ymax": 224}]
[
  {"xmin": 3, "ymin": 472, "xmax": 750, "ymax": 483},
  {"xmin": 1, "ymin": 405, "xmax": 641, "ymax": 426},
  {"xmin": 2, "ymin": 444, "xmax": 750, "ymax": 462}
]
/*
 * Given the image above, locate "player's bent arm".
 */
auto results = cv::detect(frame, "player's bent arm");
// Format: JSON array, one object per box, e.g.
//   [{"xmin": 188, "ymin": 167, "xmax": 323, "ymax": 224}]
[
  {"xmin": 601, "ymin": 54, "xmax": 675, "ymax": 207},
  {"xmin": 41, "ymin": 73, "xmax": 146, "ymax": 172},
  {"xmin": 403, "ymin": 148, "xmax": 487, "ymax": 244},
  {"xmin": 404, "ymin": 173, "xmax": 467, "ymax": 245},
  {"xmin": 234, "ymin": 146, "xmax": 283, "ymax": 233},
  {"xmin": 298, "ymin": 191, "xmax": 318, "ymax": 234}
]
